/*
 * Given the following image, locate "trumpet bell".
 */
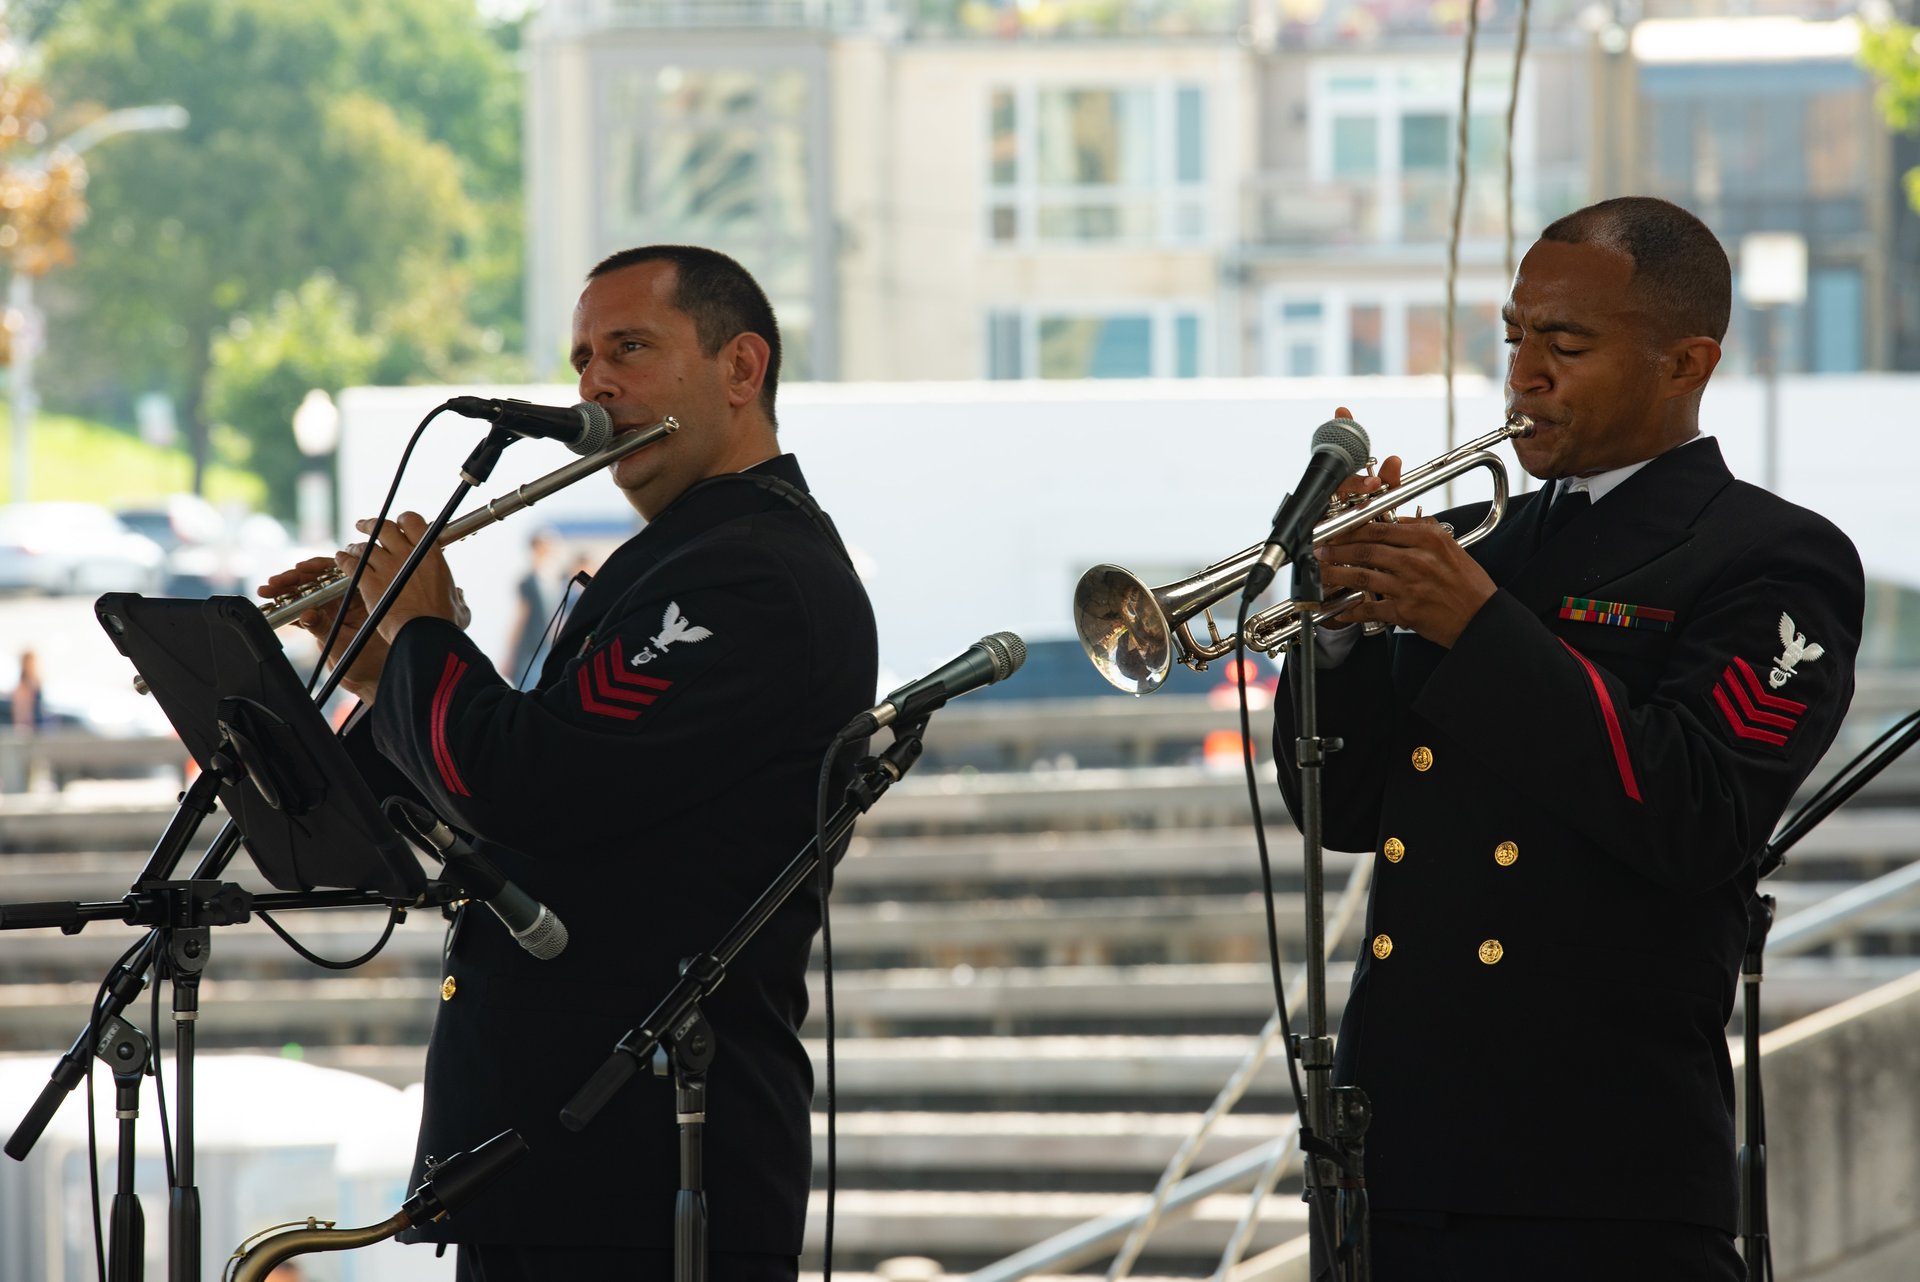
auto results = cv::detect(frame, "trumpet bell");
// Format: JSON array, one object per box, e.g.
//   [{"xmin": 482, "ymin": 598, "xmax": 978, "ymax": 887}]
[{"xmin": 1074, "ymin": 564, "xmax": 1176, "ymax": 697}]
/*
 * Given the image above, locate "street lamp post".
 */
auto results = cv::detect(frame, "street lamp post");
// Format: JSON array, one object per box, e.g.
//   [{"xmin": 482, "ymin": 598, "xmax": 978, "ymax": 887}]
[
  {"xmin": 1739, "ymin": 232, "xmax": 1808, "ymax": 495},
  {"xmin": 7, "ymin": 103, "xmax": 188, "ymax": 504},
  {"xmin": 291, "ymin": 387, "xmax": 341, "ymax": 545}
]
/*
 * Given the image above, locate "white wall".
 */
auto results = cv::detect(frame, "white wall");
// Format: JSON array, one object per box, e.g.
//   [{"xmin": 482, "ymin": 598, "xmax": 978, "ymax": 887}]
[{"xmin": 338, "ymin": 375, "xmax": 1920, "ymax": 691}]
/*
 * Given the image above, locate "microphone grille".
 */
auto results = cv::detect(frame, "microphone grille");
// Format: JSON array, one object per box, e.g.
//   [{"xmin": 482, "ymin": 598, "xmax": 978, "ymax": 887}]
[
  {"xmin": 978, "ymin": 631, "xmax": 1027, "ymax": 682},
  {"xmin": 1311, "ymin": 417, "xmax": 1371, "ymax": 470},
  {"xmin": 568, "ymin": 401, "xmax": 616, "ymax": 456},
  {"xmin": 513, "ymin": 909, "xmax": 570, "ymax": 961}
]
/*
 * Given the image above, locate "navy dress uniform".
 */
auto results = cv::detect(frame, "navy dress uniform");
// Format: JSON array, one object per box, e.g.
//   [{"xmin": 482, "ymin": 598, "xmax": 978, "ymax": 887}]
[
  {"xmin": 350, "ymin": 454, "xmax": 877, "ymax": 1262},
  {"xmin": 1273, "ymin": 437, "xmax": 1862, "ymax": 1244}
]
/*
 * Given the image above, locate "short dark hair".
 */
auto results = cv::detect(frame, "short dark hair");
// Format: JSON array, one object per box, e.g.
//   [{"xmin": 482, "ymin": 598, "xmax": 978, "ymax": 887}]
[
  {"xmin": 587, "ymin": 245, "xmax": 782, "ymax": 425},
  {"xmin": 1540, "ymin": 196, "xmax": 1732, "ymax": 345}
]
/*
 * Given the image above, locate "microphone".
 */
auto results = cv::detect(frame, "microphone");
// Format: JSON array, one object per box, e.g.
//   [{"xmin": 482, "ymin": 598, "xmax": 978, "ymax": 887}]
[
  {"xmin": 443, "ymin": 397, "xmax": 615, "ymax": 457},
  {"xmin": 847, "ymin": 632, "xmax": 1027, "ymax": 736},
  {"xmin": 1242, "ymin": 417, "xmax": 1372, "ymax": 601},
  {"xmin": 385, "ymin": 798, "xmax": 570, "ymax": 960}
]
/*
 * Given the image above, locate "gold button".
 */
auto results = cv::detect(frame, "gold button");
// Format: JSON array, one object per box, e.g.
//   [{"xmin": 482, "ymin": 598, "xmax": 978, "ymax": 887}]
[
  {"xmin": 1494, "ymin": 841, "xmax": 1519, "ymax": 867},
  {"xmin": 1411, "ymin": 746, "xmax": 1434, "ymax": 772},
  {"xmin": 1478, "ymin": 939, "xmax": 1504, "ymax": 965},
  {"xmin": 441, "ymin": 976, "xmax": 457, "ymax": 1001},
  {"xmin": 1383, "ymin": 837, "xmax": 1405, "ymax": 864},
  {"xmin": 1371, "ymin": 933, "xmax": 1393, "ymax": 960}
]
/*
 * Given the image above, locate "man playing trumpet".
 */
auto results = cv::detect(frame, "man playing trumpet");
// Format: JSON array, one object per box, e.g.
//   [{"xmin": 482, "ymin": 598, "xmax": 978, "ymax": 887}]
[{"xmin": 1274, "ymin": 197, "xmax": 1862, "ymax": 1279}]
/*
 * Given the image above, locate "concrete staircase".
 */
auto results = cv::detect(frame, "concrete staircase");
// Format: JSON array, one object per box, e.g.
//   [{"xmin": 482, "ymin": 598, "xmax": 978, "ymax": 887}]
[{"xmin": 3, "ymin": 689, "xmax": 1920, "ymax": 1276}]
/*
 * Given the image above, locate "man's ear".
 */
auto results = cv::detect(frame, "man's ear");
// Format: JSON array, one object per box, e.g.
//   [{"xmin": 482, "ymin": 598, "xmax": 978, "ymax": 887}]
[
  {"xmin": 722, "ymin": 333, "xmax": 771, "ymax": 410},
  {"xmin": 1663, "ymin": 336, "xmax": 1721, "ymax": 401}
]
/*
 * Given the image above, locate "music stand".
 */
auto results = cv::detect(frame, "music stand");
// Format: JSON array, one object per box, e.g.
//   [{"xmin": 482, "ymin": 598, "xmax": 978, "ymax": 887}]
[
  {"xmin": 94, "ymin": 592, "xmax": 426, "ymax": 897},
  {"xmin": 4, "ymin": 594, "xmax": 432, "ymax": 1281}
]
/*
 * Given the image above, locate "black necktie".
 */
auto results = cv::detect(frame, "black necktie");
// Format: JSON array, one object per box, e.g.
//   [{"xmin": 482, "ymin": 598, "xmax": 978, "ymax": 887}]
[{"xmin": 1538, "ymin": 483, "xmax": 1591, "ymax": 546}]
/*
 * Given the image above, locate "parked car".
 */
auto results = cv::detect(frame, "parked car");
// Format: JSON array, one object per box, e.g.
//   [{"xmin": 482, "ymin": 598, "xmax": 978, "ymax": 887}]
[
  {"xmin": 0, "ymin": 502, "xmax": 166, "ymax": 596},
  {"xmin": 114, "ymin": 498, "xmax": 313, "ymax": 597},
  {"xmin": 112, "ymin": 494, "xmax": 228, "ymax": 594}
]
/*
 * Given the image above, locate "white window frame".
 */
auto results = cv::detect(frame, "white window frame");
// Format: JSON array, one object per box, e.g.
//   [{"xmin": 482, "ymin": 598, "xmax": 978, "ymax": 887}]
[
  {"xmin": 985, "ymin": 80, "xmax": 1212, "ymax": 249},
  {"xmin": 1260, "ymin": 280, "xmax": 1507, "ymax": 378},
  {"xmin": 986, "ymin": 301, "xmax": 1213, "ymax": 379},
  {"xmin": 1305, "ymin": 59, "xmax": 1536, "ymax": 244}
]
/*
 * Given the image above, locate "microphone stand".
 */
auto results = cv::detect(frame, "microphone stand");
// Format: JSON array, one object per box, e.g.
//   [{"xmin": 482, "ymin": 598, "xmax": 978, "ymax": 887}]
[
  {"xmin": 1736, "ymin": 709, "xmax": 1920, "ymax": 1281},
  {"xmin": 1287, "ymin": 552, "xmax": 1371, "ymax": 1282},
  {"xmin": 560, "ymin": 721, "xmax": 929, "ymax": 1282}
]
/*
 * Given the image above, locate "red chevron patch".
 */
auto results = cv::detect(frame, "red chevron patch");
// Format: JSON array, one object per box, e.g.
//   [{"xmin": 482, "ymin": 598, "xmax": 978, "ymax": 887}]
[
  {"xmin": 576, "ymin": 640, "xmax": 674, "ymax": 720},
  {"xmin": 1711, "ymin": 658, "xmax": 1800, "ymax": 747},
  {"xmin": 431, "ymin": 653, "xmax": 473, "ymax": 796}
]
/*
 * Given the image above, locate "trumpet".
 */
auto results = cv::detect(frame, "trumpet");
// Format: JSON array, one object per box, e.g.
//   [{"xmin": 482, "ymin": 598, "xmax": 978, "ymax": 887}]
[
  {"xmin": 1073, "ymin": 416, "xmax": 1534, "ymax": 695},
  {"xmin": 260, "ymin": 416, "xmax": 679, "ymax": 629}
]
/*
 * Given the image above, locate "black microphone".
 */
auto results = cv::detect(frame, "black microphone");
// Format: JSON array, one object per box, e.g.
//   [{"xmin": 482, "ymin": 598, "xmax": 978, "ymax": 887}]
[
  {"xmin": 1242, "ymin": 417, "xmax": 1372, "ymax": 602},
  {"xmin": 385, "ymin": 798, "xmax": 570, "ymax": 960},
  {"xmin": 443, "ymin": 397, "xmax": 615, "ymax": 457},
  {"xmin": 847, "ymin": 632, "xmax": 1027, "ymax": 736}
]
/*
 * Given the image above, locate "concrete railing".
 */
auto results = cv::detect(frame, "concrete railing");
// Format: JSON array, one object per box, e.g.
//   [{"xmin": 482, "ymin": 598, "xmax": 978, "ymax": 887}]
[{"xmin": 1739, "ymin": 968, "xmax": 1920, "ymax": 1281}]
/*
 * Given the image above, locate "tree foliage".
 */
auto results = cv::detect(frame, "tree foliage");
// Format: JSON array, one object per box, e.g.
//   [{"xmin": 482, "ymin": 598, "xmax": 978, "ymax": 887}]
[
  {"xmin": 37, "ymin": 0, "xmax": 523, "ymax": 502},
  {"xmin": 1862, "ymin": 19, "xmax": 1920, "ymax": 216},
  {"xmin": 205, "ymin": 273, "xmax": 379, "ymax": 515}
]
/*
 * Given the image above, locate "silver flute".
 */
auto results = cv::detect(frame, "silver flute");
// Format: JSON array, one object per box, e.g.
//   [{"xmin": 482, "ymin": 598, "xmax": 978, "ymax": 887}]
[{"xmin": 260, "ymin": 416, "xmax": 679, "ymax": 629}]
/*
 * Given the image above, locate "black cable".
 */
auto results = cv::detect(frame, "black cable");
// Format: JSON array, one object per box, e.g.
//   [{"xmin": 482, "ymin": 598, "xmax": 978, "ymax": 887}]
[
  {"xmin": 151, "ymin": 967, "xmax": 176, "ymax": 1189},
  {"xmin": 85, "ymin": 1046, "xmax": 103, "ymax": 1282},
  {"xmin": 303, "ymin": 407, "xmax": 444, "ymax": 694},
  {"xmin": 515, "ymin": 570, "xmax": 589, "ymax": 690},
  {"xmin": 255, "ymin": 907, "xmax": 402, "ymax": 970},
  {"xmin": 1233, "ymin": 593, "xmax": 1342, "ymax": 1270},
  {"xmin": 813, "ymin": 726, "xmax": 851, "ymax": 1282}
]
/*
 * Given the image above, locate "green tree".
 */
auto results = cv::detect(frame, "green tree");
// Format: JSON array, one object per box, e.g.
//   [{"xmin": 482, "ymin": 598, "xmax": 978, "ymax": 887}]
[
  {"xmin": 204, "ymin": 273, "xmax": 379, "ymax": 516},
  {"xmin": 1863, "ymin": 18, "xmax": 1920, "ymax": 213},
  {"xmin": 37, "ymin": 0, "xmax": 522, "ymax": 503}
]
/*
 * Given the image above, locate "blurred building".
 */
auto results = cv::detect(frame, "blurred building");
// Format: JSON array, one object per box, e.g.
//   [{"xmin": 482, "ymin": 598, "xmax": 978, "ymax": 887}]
[{"xmin": 522, "ymin": 0, "xmax": 1920, "ymax": 383}]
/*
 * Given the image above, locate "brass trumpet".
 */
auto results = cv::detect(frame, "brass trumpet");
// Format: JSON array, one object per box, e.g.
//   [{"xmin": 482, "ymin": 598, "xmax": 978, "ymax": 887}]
[{"xmin": 1073, "ymin": 416, "xmax": 1534, "ymax": 695}]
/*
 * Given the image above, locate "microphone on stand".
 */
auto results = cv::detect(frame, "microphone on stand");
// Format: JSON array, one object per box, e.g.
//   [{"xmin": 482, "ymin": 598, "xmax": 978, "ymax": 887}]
[
  {"xmin": 1242, "ymin": 417, "xmax": 1372, "ymax": 602},
  {"xmin": 385, "ymin": 798, "xmax": 570, "ymax": 960},
  {"xmin": 443, "ymin": 397, "xmax": 615, "ymax": 457},
  {"xmin": 846, "ymin": 632, "xmax": 1027, "ymax": 736}
]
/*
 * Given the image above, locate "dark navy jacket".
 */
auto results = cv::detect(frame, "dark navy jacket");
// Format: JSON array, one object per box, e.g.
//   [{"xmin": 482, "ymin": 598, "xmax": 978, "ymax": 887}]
[
  {"xmin": 359, "ymin": 454, "xmax": 876, "ymax": 1252},
  {"xmin": 1274, "ymin": 437, "xmax": 1862, "ymax": 1231}
]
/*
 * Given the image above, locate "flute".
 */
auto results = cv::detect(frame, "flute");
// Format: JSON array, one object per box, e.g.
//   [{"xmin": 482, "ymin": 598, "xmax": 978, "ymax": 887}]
[{"xmin": 260, "ymin": 416, "xmax": 678, "ymax": 628}]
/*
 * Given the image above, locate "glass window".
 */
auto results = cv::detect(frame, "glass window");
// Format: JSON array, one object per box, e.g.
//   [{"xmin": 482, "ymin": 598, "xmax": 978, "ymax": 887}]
[
  {"xmin": 989, "ymin": 82, "xmax": 1208, "ymax": 245},
  {"xmin": 603, "ymin": 66, "xmax": 821, "ymax": 378},
  {"xmin": 1040, "ymin": 315, "xmax": 1154, "ymax": 379},
  {"xmin": 1408, "ymin": 302, "xmax": 1501, "ymax": 377},
  {"xmin": 992, "ymin": 309, "xmax": 1204, "ymax": 379},
  {"xmin": 1401, "ymin": 114, "xmax": 1450, "ymax": 172},
  {"xmin": 987, "ymin": 311, "xmax": 1023, "ymax": 380},
  {"xmin": 1350, "ymin": 305, "xmax": 1384, "ymax": 376},
  {"xmin": 1175, "ymin": 314, "xmax": 1200, "ymax": 378},
  {"xmin": 1175, "ymin": 87, "xmax": 1205, "ymax": 185},
  {"xmin": 1811, "ymin": 268, "xmax": 1863, "ymax": 374},
  {"xmin": 989, "ymin": 89, "xmax": 1018, "ymax": 186},
  {"xmin": 1332, "ymin": 116, "xmax": 1376, "ymax": 179}
]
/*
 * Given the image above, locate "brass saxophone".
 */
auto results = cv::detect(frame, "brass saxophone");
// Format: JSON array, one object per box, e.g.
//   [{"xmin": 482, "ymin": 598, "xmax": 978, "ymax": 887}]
[{"xmin": 226, "ymin": 1130, "xmax": 527, "ymax": 1281}]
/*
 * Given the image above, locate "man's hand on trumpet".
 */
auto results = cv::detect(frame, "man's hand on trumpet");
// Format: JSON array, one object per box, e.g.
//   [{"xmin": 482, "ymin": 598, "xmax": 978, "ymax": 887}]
[{"xmin": 1311, "ymin": 405, "xmax": 1498, "ymax": 649}]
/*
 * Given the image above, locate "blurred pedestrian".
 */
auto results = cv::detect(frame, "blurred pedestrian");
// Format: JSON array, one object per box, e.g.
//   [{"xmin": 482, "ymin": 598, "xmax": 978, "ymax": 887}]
[{"xmin": 505, "ymin": 528, "xmax": 564, "ymax": 690}]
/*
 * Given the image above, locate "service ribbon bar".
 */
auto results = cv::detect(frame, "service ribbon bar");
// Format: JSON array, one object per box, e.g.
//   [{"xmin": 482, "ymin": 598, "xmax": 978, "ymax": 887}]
[{"xmin": 1558, "ymin": 596, "xmax": 1677, "ymax": 632}]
